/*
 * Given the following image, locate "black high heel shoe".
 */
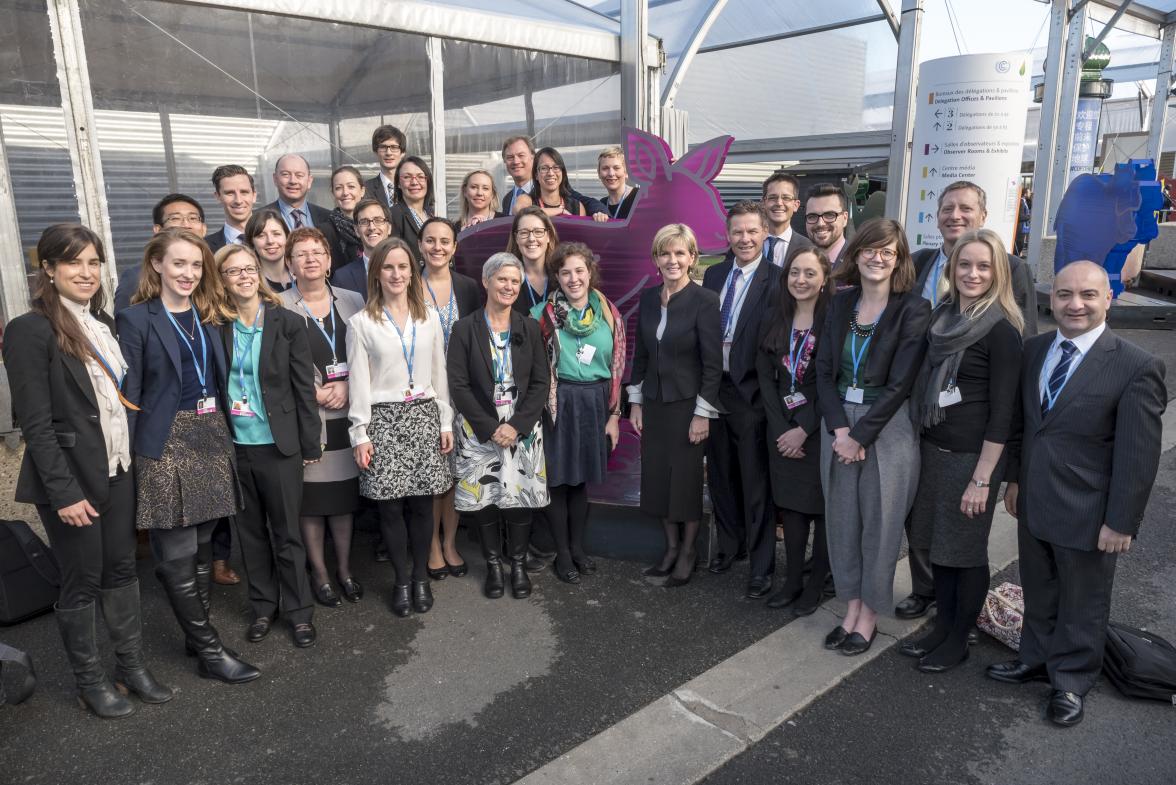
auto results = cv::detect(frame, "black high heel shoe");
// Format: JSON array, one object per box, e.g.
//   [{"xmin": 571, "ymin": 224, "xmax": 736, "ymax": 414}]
[{"xmin": 643, "ymin": 550, "xmax": 679, "ymax": 577}]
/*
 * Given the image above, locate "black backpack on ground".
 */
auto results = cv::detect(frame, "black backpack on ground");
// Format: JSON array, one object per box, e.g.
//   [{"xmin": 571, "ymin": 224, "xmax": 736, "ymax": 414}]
[
  {"xmin": 0, "ymin": 641, "xmax": 36, "ymax": 705},
  {"xmin": 0, "ymin": 519, "xmax": 60, "ymax": 625},
  {"xmin": 1103, "ymin": 622, "xmax": 1176, "ymax": 706}
]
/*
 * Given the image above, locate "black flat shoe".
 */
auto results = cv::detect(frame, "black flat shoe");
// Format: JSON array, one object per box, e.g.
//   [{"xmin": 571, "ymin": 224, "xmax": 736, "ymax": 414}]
[
  {"xmin": 246, "ymin": 617, "xmax": 272, "ymax": 643},
  {"xmin": 553, "ymin": 561, "xmax": 581, "ymax": 585},
  {"xmin": 524, "ymin": 555, "xmax": 548, "ymax": 573},
  {"xmin": 411, "ymin": 580, "xmax": 434, "ymax": 613},
  {"xmin": 986, "ymin": 659, "xmax": 1049, "ymax": 684},
  {"xmin": 899, "ymin": 641, "xmax": 930, "ymax": 659},
  {"xmin": 664, "ymin": 571, "xmax": 692, "ymax": 588},
  {"xmin": 840, "ymin": 630, "xmax": 877, "ymax": 656},
  {"xmin": 292, "ymin": 623, "xmax": 317, "ymax": 649},
  {"xmin": 823, "ymin": 625, "xmax": 850, "ymax": 650},
  {"xmin": 707, "ymin": 553, "xmax": 736, "ymax": 574},
  {"xmin": 766, "ymin": 587, "xmax": 801, "ymax": 609},
  {"xmin": 643, "ymin": 564, "xmax": 672, "ymax": 577},
  {"xmin": 445, "ymin": 557, "xmax": 468, "ymax": 577},
  {"xmin": 791, "ymin": 600, "xmax": 820, "ymax": 617},
  {"xmin": 315, "ymin": 582, "xmax": 343, "ymax": 608},
  {"xmin": 916, "ymin": 648, "xmax": 969, "ymax": 674},
  {"xmin": 1047, "ymin": 690, "xmax": 1084, "ymax": 727},
  {"xmin": 426, "ymin": 565, "xmax": 449, "ymax": 581},
  {"xmin": 573, "ymin": 556, "xmax": 597, "ymax": 575},
  {"xmin": 390, "ymin": 584, "xmax": 412, "ymax": 617},
  {"xmin": 746, "ymin": 577, "xmax": 773, "ymax": 599},
  {"xmin": 339, "ymin": 576, "xmax": 364, "ymax": 603},
  {"xmin": 894, "ymin": 593, "xmax": 935, "ymax": 620}
]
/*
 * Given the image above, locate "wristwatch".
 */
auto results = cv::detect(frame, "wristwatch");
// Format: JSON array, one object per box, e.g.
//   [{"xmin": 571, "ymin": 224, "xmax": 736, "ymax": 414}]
[{"xmin": 973, "ymin": 479, "xmax": 990, "ymax": 488}]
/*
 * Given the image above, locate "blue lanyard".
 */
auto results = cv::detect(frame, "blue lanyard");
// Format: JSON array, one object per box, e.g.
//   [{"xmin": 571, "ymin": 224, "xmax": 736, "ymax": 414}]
[
  {"xmin": 383, "ymin": 307, "xmax": 417, "ymax": 386},
  {"xmin": 527, "ymin": 276, "xmax": 548, "ymax": 308},
  {"xmin": 484, "ymin": 312, "xmax": 511, "ymax": 386},
  {"xmin": 164, "ymin": 308, "xmax": 208, "ymax": 395},
  {"xmin": 233, "ymin": 307, "xmax": 263, "ymax": 400},
  {"xmin": 787, "ymin": 328, "xmax": 810, "ymax": 393},
  {"xmin": 424, "ymin": 274, "xmax": 457, "ymax": 348},
  {"xmin": 87, "ymin": 329, "xmax": 123, "ymax": 387},
  {"xmin": 1041, "ymin": 346, "xmax": 1076, "ymax": 411},
  {"xmin": 850, "ymin": 332, "xmax": 871, "ymax": 387},
  {"xmin": 721, "ymin": 266, "xmax": 752, "ymax": 337},
  {"xmin": 295, "ymin": 286, "xmax": 339, "ymax": 363}
]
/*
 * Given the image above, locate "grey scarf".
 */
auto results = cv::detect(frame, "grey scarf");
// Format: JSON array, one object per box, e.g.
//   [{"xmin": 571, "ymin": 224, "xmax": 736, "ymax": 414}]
[{"xmin": 910, "ymin": 300, "xmax": 1007, "ymax": 430}]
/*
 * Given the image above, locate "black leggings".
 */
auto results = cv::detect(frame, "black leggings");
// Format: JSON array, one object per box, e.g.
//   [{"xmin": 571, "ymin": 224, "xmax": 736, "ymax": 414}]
[
  {"xmin": 378, "ymin": 495, "xmax": 434, "ymax": 583},
  {"xmin": 779, "ymin": 509, "xmax": 829, "ymax": 596},
  {"xmin": 546, "ymin": 483, "xmax": 589, "ymax": 571}
]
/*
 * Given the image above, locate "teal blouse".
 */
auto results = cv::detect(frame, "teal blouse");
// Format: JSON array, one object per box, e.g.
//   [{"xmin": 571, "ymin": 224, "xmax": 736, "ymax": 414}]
[
  {"xmin": 531, "ymin": 292, "xmax": 613, "ymax": 382},
  {"xmin": 836, "ymin": 326, "xmax": 882, "ymax": 405},
  {"xmin": 227, "ymin": 314, "xmax": 274, "ymax": 445}
]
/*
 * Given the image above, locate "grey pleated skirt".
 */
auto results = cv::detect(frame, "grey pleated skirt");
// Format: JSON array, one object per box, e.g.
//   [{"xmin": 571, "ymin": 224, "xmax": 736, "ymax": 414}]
[
  {"xmin": 546, "ymin": 379, "xmax": 609, "ymax": 488},
  {"xmin": 909, "ymin": 442, "xmax": 1006, "ymax": 568}
]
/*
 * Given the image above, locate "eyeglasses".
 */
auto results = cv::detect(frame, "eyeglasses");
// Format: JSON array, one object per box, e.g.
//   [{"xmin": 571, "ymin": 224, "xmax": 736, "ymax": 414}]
[
  {"xmin": 292, "ymin": 250, "xmax": 328, "ymax": 262},
  {"xmin": 804, "ymin": 211, "xmax": 845, "ymax": 224},
  {"xmin": 400, "ymin": 173, "xmax": 428, "ymax": 183},
  {"xmin": 537, "ymin": 165, "xmax": 561, "ymax": 175},
  {"xmin": 222, "ymin": 265, "xmax": 258, "ymax": 278},
  {"xmin": 356, "ymin": 217, "xmax": 389, "ymax": 228},
  {"xmin": 859, "ymin": 248, "xmax": 897, "ymax": 262},
  {"xmin": 162, "ymin": 214, "xmax": 202, "ymax": 227},
  {"xmin": 515, "ymin": 228, "xmax": 548, "ymax": 240},
  {"xmin": 764, "ymin": 195, "xmax": 798, "ymax": 205},
  {"xmin": 376, "ymin": 144, "xmax": 402, "ymax": 154}
]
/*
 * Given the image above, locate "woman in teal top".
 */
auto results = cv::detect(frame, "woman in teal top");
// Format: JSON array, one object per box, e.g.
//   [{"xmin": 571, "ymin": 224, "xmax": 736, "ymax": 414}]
[
  {"xmin": 215, "ymin": 245, "xmax": 323, "ymax": 649},
  {"xmin": 533, "ymin": 241, "xmax": 627, "ymax": 583}
]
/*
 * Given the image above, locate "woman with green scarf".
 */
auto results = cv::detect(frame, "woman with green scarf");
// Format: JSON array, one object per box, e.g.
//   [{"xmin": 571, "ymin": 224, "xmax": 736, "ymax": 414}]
[{"xmin": 532, "ymin": 241, "xmax": 626, "ymax": 584}]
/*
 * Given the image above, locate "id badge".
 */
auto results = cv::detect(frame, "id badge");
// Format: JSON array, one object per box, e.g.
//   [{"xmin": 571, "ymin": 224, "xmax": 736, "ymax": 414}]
[
  {"xmin": 784, "ymin": 391, "xmax": 807, "ymax": 410},
  {"xmin": 196, "ymin": 397, "xmax": 217, "ymax": 415},
  {"xmin": 494, "ymin": 385, "xmax": 512, "ymax": 407},
  {"xmin": 576, "ymin": 344, "xmax": 597, "ymax": 365},
  {"xmin": 844, "ymin": 386, "xmax": 865, "ymax": 404},
  {"xmin": 325, "ymin": 362, "xmax": 350, "ymax": 381},
  {"xmin": 403, "ymin": 387, "xmax": 424, "ymax": 402},
  {"xmin": 938, "ymin": 386, "xmax": 963, "ymax": 408},
  {"xmin": 230, "ymin": 399, "xmax": 254, "ymax": 417}
]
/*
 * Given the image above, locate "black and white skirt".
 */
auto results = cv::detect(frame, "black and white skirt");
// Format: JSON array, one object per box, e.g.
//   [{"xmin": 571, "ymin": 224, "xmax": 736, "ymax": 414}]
[{"xmin": 359, "ymin": 399, "xmax": 452, "ymax": 501}]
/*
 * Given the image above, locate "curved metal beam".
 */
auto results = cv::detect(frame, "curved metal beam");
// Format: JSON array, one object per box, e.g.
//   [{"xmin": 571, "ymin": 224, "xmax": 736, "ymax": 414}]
[{"xmin": 660, "ymin": 0, "xmax": 728, "ymax": 108}]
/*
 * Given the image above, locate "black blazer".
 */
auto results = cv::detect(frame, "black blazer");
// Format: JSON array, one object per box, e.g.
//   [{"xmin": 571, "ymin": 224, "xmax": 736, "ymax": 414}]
[
  {"xmin": 4, "ymin": 312, "xmax": 118, "ymax": 510},
  {"xmin": 629, "ymin": 283, "xmax": 722, "ymax": 406},
  {"xmin": 364, "ymin": 175, "xmax": 394, "ymax": 209},
  {"xmin": 332, "ymin": 259, "xmax": 368, "ymax": 298},
  {"xmin": 721, "ymin": 232, "xmax": 814, "ymax": 268},
  {"xmin": 265, "ymin": 200, "xmax": 346, "ymax": 271},
  {"xmin": 113, "ymin": 266, "xmax": 140, "ymax": 315},
  {"xmin": 1006, "ymin": 329, "xmax": 1166, "ymax": 550},
  {"xmin": 815, "ymin": 287, "xmax": 931, "ymax": 447},
  {"xmin": 702, "ymin": 258, "xmax": 780, "ymax": 407},
  {"xmin": 389, "ymin": 202, "xmax": 428, "ymax": 263},
  {"xmin": 447, "ymin": 308, "xmax": 549, "ymax": 443},
  {"xmin": 502, "ymin": 182, "xmax": 532, "ymax": 214},
  {"xmin": 216, "ymin": 303, "xmax": 322, "ymax": 460},
  {"xmin": 205, "ymin": 228, "xmax": 231, "ymax": 254},
  {"xmin": 756, "ymin": 316, "xmax": 823, "ymax": 441},
  {"xmin": 428, "ymin": 272, "xmax": 482, "ymax": 317},
  {"xmin": 913, "ymin": 246, "xmax": 1038, "ymax": 336},
  {"xmin": 116, "ymin": 298, "xmax": 232, "ymax": 460}
]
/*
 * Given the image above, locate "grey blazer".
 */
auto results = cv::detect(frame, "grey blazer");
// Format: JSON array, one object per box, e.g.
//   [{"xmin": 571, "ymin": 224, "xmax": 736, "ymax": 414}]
[{"xmin": 278, "ymin": 284, "xmax": 365, "ymax": 385}]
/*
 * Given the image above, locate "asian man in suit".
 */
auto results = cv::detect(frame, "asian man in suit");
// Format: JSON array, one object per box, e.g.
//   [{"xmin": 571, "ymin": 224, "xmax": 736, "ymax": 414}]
[
  {"xmin": 702, "ymin": 201, "xmax": 781, "ymax": 598},
  {"xmin": 114, "ymin": 194, "xmax": 206, "ymax": 314},
  {"xmin": 990, "ymin": 261, "xmax": 1166, "ymax": 727},
  {"xmin": 266, "ymin": 153, "xmax": 346, "ymax": 270}
]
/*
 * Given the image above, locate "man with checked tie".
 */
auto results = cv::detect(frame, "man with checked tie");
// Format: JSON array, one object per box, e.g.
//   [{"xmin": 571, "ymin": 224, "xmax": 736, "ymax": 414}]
[{"xmin": 990, "ymin": 261, "xmax": 1166, "ymax": 728}]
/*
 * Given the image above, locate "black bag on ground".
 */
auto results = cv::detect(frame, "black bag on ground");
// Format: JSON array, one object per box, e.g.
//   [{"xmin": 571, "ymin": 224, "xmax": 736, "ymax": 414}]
[
  {"xmin": 0, "ymin": 519, "xmax": 60, "ymax": 625},
  {"xmin": 1103, "ymin": 622, "xmax": 1176, "ymax": 706},
  {"xmin": 0, "ymin": 641, "xmax": 36, "ymax": 705}
]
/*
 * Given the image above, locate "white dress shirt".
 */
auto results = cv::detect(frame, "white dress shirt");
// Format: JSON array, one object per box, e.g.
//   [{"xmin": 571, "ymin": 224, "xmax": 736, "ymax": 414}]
[
  {"xmin": 1037, "ymin": 322, "xmax": 1106, "ymax": 404},
  {"xmin": 64, "ymin": 299, "xmax": 131, "ymax": 476},
  {"xmin": 767, "ymin": 227, "xmax": 795, "ymax": 266}
]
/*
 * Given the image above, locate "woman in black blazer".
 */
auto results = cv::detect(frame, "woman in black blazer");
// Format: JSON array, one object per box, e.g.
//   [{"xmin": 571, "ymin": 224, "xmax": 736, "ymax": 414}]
[
  {"xmin": 389, "ymin": 155, "xmax": 435, "ymax": 262},
  {"xmin": 117, "ymin": 228, "xmax": 259, "ymax": 684},
  {"xmin": 214, "ymin": 244, "xmax": 322, "ymax": 648},
  {"xmin": 4, "ymin": 224, "xmax": 171, "ymax": 717},
  {"xmin": 447, "ymin": 252, "xmax": 551, "ymax": 600},
  {"xmin": 627, "ymin": 224, "xmax": 722, "ymax": 587},
  {"xmin": 756, "ymin": 245, "xmax": 833, "ymax": 615},
  {"xmin": 418, "ymin": 217, "xmax": 481, "ymax": 579},
  {"xmin": 815, "ymin": 218, "xmax": 932, "ymax": 656}
]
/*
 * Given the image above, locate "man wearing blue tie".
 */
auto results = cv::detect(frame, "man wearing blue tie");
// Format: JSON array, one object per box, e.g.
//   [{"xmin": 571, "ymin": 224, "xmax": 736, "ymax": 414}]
[
  {"xmin": 761, "ymin": 173, "xmax": 813, "ymax": 266},
  {"xmin": 990, "ymin": 261, "xmax": 1166, "ymax": 727}
]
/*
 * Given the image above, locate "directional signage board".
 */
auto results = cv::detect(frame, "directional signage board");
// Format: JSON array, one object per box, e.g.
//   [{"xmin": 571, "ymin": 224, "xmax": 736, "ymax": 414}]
[{"xmin": 904, "ymin": 53, "xmax": 1032, "ymax": 252}]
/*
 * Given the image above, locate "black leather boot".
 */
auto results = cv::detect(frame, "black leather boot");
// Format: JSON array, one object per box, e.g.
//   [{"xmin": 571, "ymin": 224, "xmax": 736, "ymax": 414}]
[
  {"xmin": 411, "ymin": 580, "xmax": 434, "ymax": 613},
  {"xmin": 479, "ymin": 520, "xmax": 505, "ymax": 599},
  {"xmin": 155, "ymin": 556, "xmax": 260, "ymax": 685},
  {"xmin": 101, "ymin": 581, "xmax": 173, "ymax": 704},
  {"xmin": 55, "ymin": 602, "xmax": 135, "ymax": 718},
  {"xmin": 194, "ymin": 560, "xmax": 212, "ymax": 615},
  {"xmin": 508, "ymin": 521, "xmax": 533, "ymax": 599}
]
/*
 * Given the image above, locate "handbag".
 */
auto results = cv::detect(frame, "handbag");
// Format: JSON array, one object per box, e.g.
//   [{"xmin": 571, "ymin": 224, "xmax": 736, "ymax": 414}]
[
  {"xmin": 977, "ymin": 581, "xmax": 1024, "ymax": 651},
  {"xmin": 1103, "ymin": 623, "xmax": 1176, "ymax": 706},
  {"xmin": 0, "ymin": 519, "xmax": 61, "ymax": 625},
  {"xmin": 0, "ymin": 641, "xmax": 36, "ymax": 705}
]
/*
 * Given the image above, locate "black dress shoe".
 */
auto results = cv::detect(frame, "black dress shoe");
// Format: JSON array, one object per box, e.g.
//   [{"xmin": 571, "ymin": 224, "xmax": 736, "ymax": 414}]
[
  {"xmin": 766, "ymin": 587, "xmax": 802, "ymax": 609},
  {"xmin": 840, "ymin": 630, "xmax": 877, "ymax": 656},
  {"xmin": 791, "ymin": 599, "xmax": 820, "ymax": 617},
  {"xmin": 246, "ymin": 617, "xmax": 272, "ymax": 643},
  {"xmin": 390, "ymin": 584, "xmax": 412, "ymax": 617},
  {"xmin": 1047, "ymin": 690, "xmax": 1084, "ymax": 727},
  {"xmin": 986, "ymin": 659, "xmax": 1049, "ymax": 684},
  {"xmin": 823, "ymin": 625, "xmax": 850, "ymax": 650},
  {"xmin": 708, "ymin": 553, "xmax": 736, "ymax": 574},
  {"xmin": 746, "ymin": 577, "xmax": 773, "ymax": 599},
  {"xmin": 292, "ymin": 623, "xmax": 317, "ymax": 649},
  {"xmin": 894, "ymin": 593, "xmax": 935, "ymax": 619},
  {"xmin": 899, "ymin": 641, "xmax": 929, "ymax": 659},
  {"xmin": 968, "ymin": 627, "xmax": 979, "ymax": 646},
  {"xmin": 524, "ymin": 554, "xmax": 548, "ymax": 573},
  {"xmin": 426, "ymin": 565, "xmax": 449, "ymax": 581},
  {"xmin": 573, "ymin": 556, "xmax": 597, "ymax": 575},
  {"xmin": 339, "ymin": 577, "xmax": 364, "ymax": 603},
  {"xmin": 445, "ymin": 557, "xmax": 468, "ymax": 578},
  {"xmin": 734, "ymin": 550, "xmax": 749, "ymax": 562},
  {"xmin": 917, "ymin": 648, "xmax": 969, "ymax": 674},
  {"xmin": 315, "ymin": 582, "xmax": 343, "ymax": 608},
  {"xmin": 411, "ymin": 580, "xmax": 434, "ymax": 613},
  {"xmin": 664, "ymin": 572, "xmax": 692, "ymax": 588},
  {"xmin": 553, "ymin": 561, "xmax": 581, "ymax": 585}
]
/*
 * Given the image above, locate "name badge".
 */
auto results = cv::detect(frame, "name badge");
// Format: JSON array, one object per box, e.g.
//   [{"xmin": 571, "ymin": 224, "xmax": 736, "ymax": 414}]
[
  {"xmin": 196, "ymin": 397, "xmax": 218, "ymax": 415},
  {"xmin": 783, "ymin": 391, "xmax": 807, "ymax": 410},
  {"xmin": 844, "ymin": 386, "xmax": 865, "ymax": 404},
  {"xmin": 576, "ymin": 344, "xmax": 597, "ymax": 365},
  {"xmin": 325, "ymin": 362, "xmax": 350, "ymax": 381},
  {"xmin": 938, "ymin": 386, "xmax": 963, "ymax": 408},
  {"xmin": 494, "ymin": 384, "xmax": 513, "ymax": 407},
  {"xmin": 403, "ymin": 387, "xmax": 425, "ymax": 402},
  {"xmin": 230, "ymin": 400, "xmax": 254, "ymax": 417}
]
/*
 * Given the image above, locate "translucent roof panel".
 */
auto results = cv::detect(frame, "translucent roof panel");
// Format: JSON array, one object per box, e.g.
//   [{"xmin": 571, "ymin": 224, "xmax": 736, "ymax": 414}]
[{"xmin": 425, "ymin": 0, "xmax": 620, "ymax": 33}]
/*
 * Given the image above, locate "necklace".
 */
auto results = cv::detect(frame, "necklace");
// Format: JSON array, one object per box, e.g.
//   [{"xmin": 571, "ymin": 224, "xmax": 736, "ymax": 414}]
[
  {"xmin": 175, "ymin": 309, "xmax": 197, "ymax": 340},
  {"xmin": 850, "ymin": 309, "xmax": 876, "ymax": 338},
  {"xmin": 540, "ymin": 196, "xmax": 565, "ymax": 211}
]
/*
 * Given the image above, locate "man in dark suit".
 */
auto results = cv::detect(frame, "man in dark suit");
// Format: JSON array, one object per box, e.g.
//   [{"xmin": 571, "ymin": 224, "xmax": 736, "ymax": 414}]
[
  {"xmin": 333, "ymin": 198, "xmax": 393, "ymax": 297},
  {"xmin": 113, "ymin": 194, "xmax": 206, "ymax": 314},
  {"xmin": 702, "ymin": 202, "xmax": 781, "ymax": 598},
  {"xmin": 205, "ymin": 164, "xmax": 256, "ymax": 254},
  {"xmin": 804, "ymin": 183, "xmax": 850, "ymax": 273},
  {"xmin": 989, "ymin": 261, "xmax": 1166, "ymax": 727},
  {"xmin": 363, "ymin": 125, "xmax": 405, "ymax": 210},
  {"xmin": 896, "ymin": 180, "xmax": 1041, "ymax": 621},
  {"xmin": 266, "ymin": 153, "xmax": 346, "ymax": 269},
  {"xmin": 499, "ymin": 134, "xmax": 607, "ymax": 217},
  {"xmin": 762, "ymin": 173, "xmax": 813, "ymax": 265}
]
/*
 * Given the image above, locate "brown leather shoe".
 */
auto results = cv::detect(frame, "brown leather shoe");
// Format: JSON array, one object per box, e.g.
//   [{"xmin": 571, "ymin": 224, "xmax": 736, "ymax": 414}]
[{"xmin": 212, "ymin": 560, "xmax": 240, "ymax": 585}]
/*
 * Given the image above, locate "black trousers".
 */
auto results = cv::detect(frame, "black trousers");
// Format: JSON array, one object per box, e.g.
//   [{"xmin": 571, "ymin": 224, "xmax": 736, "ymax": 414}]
[
  {"xmin": 36, "ymin": 468, "xmax": 137, "ymax": 610},
  {"xmin": 211, "ymin": 517, "xmax": 233, "ymax": 562},
  {"xmin": 706, "ymin": 379, "xmax": 774, "ymax": 579},
  {"xmin": 234, "ymin": 443, "xmax": 313, "ymax": 625},
  {"xmin": 1017, "ymin": 521, "xmax": 1118, "ymax": 695}
]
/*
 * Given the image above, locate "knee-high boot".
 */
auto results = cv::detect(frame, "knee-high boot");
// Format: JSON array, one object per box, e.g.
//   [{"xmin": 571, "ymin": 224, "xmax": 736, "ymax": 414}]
[
  {"xmin": 479, "ymin": 519, "xmax": 505, "ymax": 599},
  {"xmin": 55, "ymin": 602, "xmax": 135, "ymax": 718},
  {"xmin": 100, "ymin": 581, "xmax": 173, "ymax": 704},
  {"xmin": 507, "ymin": 520, "xmax": 533, "ymax": 599}
]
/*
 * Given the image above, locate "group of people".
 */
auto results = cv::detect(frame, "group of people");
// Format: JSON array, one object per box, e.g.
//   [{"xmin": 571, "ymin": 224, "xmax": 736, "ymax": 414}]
[{"xmin": 5, "ymin": 125, "xmax": 1165, "ymax": 732}]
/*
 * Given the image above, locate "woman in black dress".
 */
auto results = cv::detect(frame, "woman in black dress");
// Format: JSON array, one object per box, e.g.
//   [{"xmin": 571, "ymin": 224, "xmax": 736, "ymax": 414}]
[
  {"xmin": 756, "ymin": 245, "xmax": 833, "ymax": 615},
  {"xmin": 627, "ymin": 224, "xmax": 722, "ymax": 587},
  {"xmin": 902, "ymin": 228, "xmax": 1023, "ymax": 673}
]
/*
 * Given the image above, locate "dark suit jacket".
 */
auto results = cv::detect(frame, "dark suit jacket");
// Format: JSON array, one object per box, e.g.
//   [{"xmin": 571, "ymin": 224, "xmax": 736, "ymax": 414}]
[
  {"xmin": 4, "ymin": 312, "xmax": 119, "ymax": 509},
  {"xmin": 364, "ymin": 175, "xmax": 394, "ymax": 209},
  {"xmin": 113, "ymin": 266, "xmax": 140, "ymax": 314},
  {"xmin": 815, "ymin": 287, "xmax": 931, "ymax": 447},
  {"xmin": 502, "ymin": 182, "xmax": 533, "ymax": 214},
  {"xmin": 332, "ymin": 259, "xmax": 368, "ymax": 298},
  {"xmin": 205, "ymin": 228, "xmax": 230, "ymax": 254},
  {"xmin": 721, "ymin": 232, "xmax": 814, "ymax": 268},
  {"xmin": 216, "ymin": 303, "xmax": 321, "ymax": 460},
  {"xmin": 913, "ymin": 246, "xmax": 1038, "ymax": 336},
  {"xmin": 756, "ymin": 315, "xmax": 823, "ymax": 440},
  {"xmin": 115, "ymin": 298, "xmax": 231, "ymax": 460},
  {"xmin": 447, "ymin": 308, "xmax": 549, "ymax": 443},
  {"xmin": 265, "ymin": 200, "xmax": 346, "ymax": 271},
  {"xmin": 629, "ymin": 283, "xmax": 722, "ymax": 406},
  {"xmin": 702, "ymin": 258, "xmax": 780, "ymax": 408},
  {"xmin": 388, "ymin": 202, "xmax": 427, "ymax": 263},
  {"xmin": 1006, "ymin": 328, "xmax": 1166, "ymax": 550}
]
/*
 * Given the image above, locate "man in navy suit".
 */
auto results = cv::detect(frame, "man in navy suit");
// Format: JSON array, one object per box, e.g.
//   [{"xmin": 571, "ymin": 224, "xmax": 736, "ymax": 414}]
[
  {"xmin": 702, "ymin": 201, "xmax": 781, "ymax": 598},
  {"xmin": 265, "ymin": 154, "xmax": 346, "ymax": 268},
  {"xmin": 363, "ymin": 125, "xmax": 405, "ymax": 210},
  {"xmin": 990, "ymin": 261, "xmax": 1166, "ymax": 727},
  {"xmin": 114, "ymin": 194, "xmax": 206, "ymax": 314},
  {"xmin": 205, "ymin": 164, "xmax": 256, "ymax": 253},
  {"xmin": 762, "ymin": 173, "xmax": 813, "ymax": 265},
  {"xmin": 332, "ymin": 198, "xmax": 393, "ymax": 297}
]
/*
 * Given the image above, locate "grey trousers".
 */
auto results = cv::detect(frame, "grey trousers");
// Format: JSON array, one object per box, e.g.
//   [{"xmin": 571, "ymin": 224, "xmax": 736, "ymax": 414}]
[{"xmin": 821, "ymin": 402, "xmax": 919, "ymax": 613}]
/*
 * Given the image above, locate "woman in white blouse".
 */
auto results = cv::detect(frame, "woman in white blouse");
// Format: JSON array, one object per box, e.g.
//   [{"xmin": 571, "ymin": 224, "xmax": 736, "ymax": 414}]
[{"xmin": 347, "ymin": 237, "xmax": 453, "ymax": 618}]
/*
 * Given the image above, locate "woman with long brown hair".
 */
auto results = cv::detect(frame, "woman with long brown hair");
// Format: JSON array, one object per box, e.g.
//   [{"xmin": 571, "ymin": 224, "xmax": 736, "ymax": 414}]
[{"xmin": 4, "ymin": 224, "xmax": 172, "ymax": 717}]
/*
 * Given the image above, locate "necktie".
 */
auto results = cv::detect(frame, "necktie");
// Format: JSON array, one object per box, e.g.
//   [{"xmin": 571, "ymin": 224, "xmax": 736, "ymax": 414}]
[
  {"xmin": 764, "ymin": 236, "xmax": 777, "ymax": 263},
  {"xmin": 719, "ymin": 268, "xmax": 742, "ymax": 336},
  {"xmin": 1041, "ymin": 340, "xmax": 1078, "ymax": 415},
  {"xmin": 291, "ymin": 208, "xmax": 305, "ymax": 228},
  {"xmin": 386, "ymin": 182, "xmax": 395, "ymax": 205}
]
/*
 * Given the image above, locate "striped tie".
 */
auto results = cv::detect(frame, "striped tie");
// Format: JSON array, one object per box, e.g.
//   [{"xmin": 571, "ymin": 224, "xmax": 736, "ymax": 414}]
[
  {"xmin": 291, "ymin": 208, "xmax": 305, "ymax": 228},
  {"xmin": 1041, "ymin": 340, "xmax": 1077, "ymax": 415},
  {"xmin": 719, "ymin": 269, "xmax": 742, "ymax": 336}
]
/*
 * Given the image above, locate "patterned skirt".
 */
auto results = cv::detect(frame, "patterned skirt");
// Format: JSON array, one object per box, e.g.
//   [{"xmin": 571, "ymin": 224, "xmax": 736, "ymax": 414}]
[
  {"xmin": 359, "ymin": 399, "xmax": 452, "ymax": 501},
  {"xmin": 453, "ymin": 397, "xmax": 549, "ymax": 512},
  {"xmin": 135, "ymin": 409, "xmax": 238, "ymax": 530}
]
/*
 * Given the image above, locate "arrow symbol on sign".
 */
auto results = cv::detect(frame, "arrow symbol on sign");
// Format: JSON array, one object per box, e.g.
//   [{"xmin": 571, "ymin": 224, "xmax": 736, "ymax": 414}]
[
  {"xmin": 933, "ymin": 121, "xmax": 942, "ymax": 131},
  {"xmin": 931, "ymin": 144, "xmax": 939, "ymax": 153},
  {"xmin": 927, "ymin": 190, "xmax": 936, "ymax": 199},
  {"xmin": 934, "ymin": 109, "xmax": 943, "ymax": 119},
  {"xmin": 928, "ymin": 167, "xmax": 938, "ymax": 176}
]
